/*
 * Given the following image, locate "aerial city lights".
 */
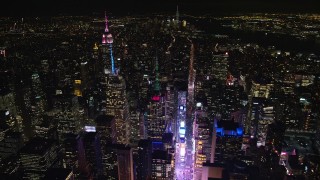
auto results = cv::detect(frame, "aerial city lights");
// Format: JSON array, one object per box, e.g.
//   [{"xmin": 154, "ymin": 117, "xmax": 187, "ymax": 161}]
[{"xmin": 0, "ymin": 1, "xmax": 319, "ymax": 180}]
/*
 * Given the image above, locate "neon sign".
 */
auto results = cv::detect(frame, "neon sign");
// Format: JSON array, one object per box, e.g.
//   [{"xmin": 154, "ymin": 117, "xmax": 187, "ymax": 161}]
[
  {"xmin": 0, "ymin": 50, "xmax": 5, "ymax": 57},
  {"xmin": 152, "ymin": 95, "xmax": 160, "ymax": 101}
]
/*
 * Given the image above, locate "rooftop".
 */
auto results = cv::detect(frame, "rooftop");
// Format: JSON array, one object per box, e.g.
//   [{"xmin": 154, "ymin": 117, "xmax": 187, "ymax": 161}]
[
  {"xmin": 19, "ymin": 137, "xmax": 56, "ymax": 155},
  {"xmin": 43, "ymin": 168, "xmax": 73, "ymax": 180}
]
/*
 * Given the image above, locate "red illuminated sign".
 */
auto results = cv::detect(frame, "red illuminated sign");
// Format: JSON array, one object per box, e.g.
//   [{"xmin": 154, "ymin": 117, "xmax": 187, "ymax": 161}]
[
  {"xmin": 152, "ymin": 96, "xmax": 160, "ymax": 101},
  {"xmin": 0, "ymin": 50, "xmax": 5, "ymax": 57}
]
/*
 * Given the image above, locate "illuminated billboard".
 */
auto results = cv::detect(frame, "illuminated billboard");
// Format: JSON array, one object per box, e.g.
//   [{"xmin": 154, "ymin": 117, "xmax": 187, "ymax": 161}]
[
  {"xmin": 84, "ymin": 126, "xmax": 96, "ymax": 132},
  {"xmin": 180, "ymin": 147, "xmax": 186, "ymax": 157},
  {"xmin": 180, "ymin": 121, "xmax": 185, "ymax": 128},
  {"xmin": 152, "ymin": 95, "xmax": 160, "ymax": 101},
  {"xmin": 179, "ymin": 127, "xmax": 186, "ymax": 135}
]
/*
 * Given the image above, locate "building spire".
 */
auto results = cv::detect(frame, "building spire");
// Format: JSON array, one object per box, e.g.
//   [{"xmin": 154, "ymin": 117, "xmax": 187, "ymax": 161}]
[
  {"xmin": 105, "ymin": 11, "xmax": 109, "ymax": 33},
  {"xmin": 102, "ymin": 12, "xmax": 115, "ymax": 75},
  {"xmin": 105, "ymin": 12, "xmax": 115, "ymax": 75},
  {"xmin": 176, "ymin": 5, "xmax": 179, "ymax": 23}
]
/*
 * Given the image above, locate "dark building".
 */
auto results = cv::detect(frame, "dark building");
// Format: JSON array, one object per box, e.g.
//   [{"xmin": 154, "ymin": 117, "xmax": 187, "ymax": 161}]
[
  {"xmin": 0, "ymin": 155, "xmax": 23, "ymax": 179},
  {"xmin": 137, "ymin": 139, "xmax": 152, "ymax": 180},
  {"xmin": 43, "ymin": 168, "xmax": 74, "ymax": 180},
  {"xmin": 95, "ymin": 114, "xmax": 115, "ymax": 177},
  {"xmin": 77, "ymin": 132, "xmax": 102, "ymax": 178},
  {"xmin": 18, "ymin": 137, "xmax": 59, "ymax": 179},
  {"xmin": 102, "ymin": 143, "xmax": 134, "ymax": 180},
  {"xmin": 214, "ymin": 120, "xmax": 244, "ymax": 163},
  {"xmin": 116, "ymin": 144, "xmax": 134, "ymax": 180},
  {"xmin": 0, "ymin": 131, "xmax": 23, "ymax": 160},
  {"xmin": 162, "ymin": 133, "xmax": 174, "ymax": 150},
  {"xmin": 266, "ymin": 121, "xmax": 285, "ymax": 153},
  {"xmin": 61, "ymin": 133, "xmax": 78, "ymax": 170}
]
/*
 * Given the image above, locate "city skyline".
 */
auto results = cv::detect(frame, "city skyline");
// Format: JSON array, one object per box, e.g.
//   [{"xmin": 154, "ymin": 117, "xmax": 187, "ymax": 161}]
[{"xmin": 0, "ymin": 1, "xmax": 320, "ymax": 179}]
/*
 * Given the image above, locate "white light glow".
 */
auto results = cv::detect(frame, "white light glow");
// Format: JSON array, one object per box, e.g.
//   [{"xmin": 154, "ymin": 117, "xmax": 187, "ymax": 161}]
[
  {"xmin": 180, "ymin": 121, "xmax": 185, "ymax": 128},
  {"xmin": 84, "ymin": 126, "xmax": 96, "ymax": 132}
]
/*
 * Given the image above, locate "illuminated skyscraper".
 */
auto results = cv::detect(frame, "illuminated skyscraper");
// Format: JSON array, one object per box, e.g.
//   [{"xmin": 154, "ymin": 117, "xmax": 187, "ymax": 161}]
[
  {"xmin": 30, "ymin": 73, "xmax": 46, "ymax": 135},
  {"xmin": 251, "ymin": 80, "xmax": 274, "ymax": 99},
  {"xmin": 100, "ymin": 12, "xmax": 130, "ymax": 145},
  {"xmin": 146, "ymin": 57, "xmax": 166, "ymax": 140},
  {"xmin": 102, "ymin": 12, "xmax": 115, "ymax": 75},
  {"xmin": 55, "ymin": 95, "xmax": 83, "ymax": 142},
  {"xmin": 129, "ymin": 109, "xmax": 143, "ymax": 145},
  {"xmin": 193, "ymin": 110, "xmax": 212, "ymax": 180},
  {"xmin": 105, "ymin": 74, "xmax": 129, "ymax": 145},
  {"xmin": 214, "ymin": 120, "xmax": 244, "ymax": 163},
  {"xmin": 165, "ymin": 83, "xmax": 175, "ymax": 134},
  {"xmin": 151, "ymin": 150, "xmax": 173, "ymax": 179},
  {"xmin": 93, "ymin": 43, "xmax": 99, "ymax": 60},
  {"xmin": 212, "ymin": 53, "xmax": 229, "ymax": 83}
]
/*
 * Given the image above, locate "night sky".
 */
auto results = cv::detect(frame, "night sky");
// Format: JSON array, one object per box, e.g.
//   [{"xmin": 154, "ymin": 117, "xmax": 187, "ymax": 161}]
[{"xmin": 1, "ymin": 0, "xmax": 320, "ymax": 16}]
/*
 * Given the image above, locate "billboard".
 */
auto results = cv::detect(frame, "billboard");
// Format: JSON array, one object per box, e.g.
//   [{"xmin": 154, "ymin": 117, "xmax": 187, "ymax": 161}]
[{"xmin": 84, "ymin": 126, "xmax": 96, "ymax": 132}]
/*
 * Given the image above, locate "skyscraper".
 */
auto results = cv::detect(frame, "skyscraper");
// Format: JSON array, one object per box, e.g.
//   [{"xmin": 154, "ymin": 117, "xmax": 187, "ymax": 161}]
[
  {"xmin": 151, "ymin": 150, "xmax": 173, "ymax": 179},
  {"xmin": 55, "ymin": 95, "xmax": 82, "ymax": 142},
  {"xmin": 19, "ymin": 137, "xmax": 59, "ymax": 179},
  {"xmin": 105, "ymin": 74, "xmax": 129, "ymax": 145},
  {"xmin": 101, "ymin": 12, "xmax": 115, "ymax": 75},
  {"xmin": 214, "ymin": 120, "xmax": 244, "ymax": 163},
  {"xmin": 101, "ymin": 12, "xmax": 130, "ymax": 145},
  {"xmin": 77, "ymin": 132, "xmax": 102, "ymax": 178},
  {"xmin": 146, "ymin": 57, "xmax": 166, "ymax": 140},
  {"xmin": 193, "ymin": 110, "xmax": 212, "ymax": 180},
  {"xmin": 212, "ymin": 53, "xmax": 229, "ymax": 84},
  {"xmin": 61, "ymin": 133, "xmax": 78, "ymax": 170},
  {"xmin": 137, "ymin": 139, "xmax": 152, "ymax": 180},
  {"xmin": 116, "ymin": 145, "xmax": 134, "ymax": 180},
  {"xmin": 129, "ymin": 109, "xmax": 143, "ymax": 145},
  {"xmin": 95, "ymin": 115, "xmax": 115, "ymax": 177},
  {"xmin": 30, "ymin": 73, "xmax": 46, "ymax": 131}
]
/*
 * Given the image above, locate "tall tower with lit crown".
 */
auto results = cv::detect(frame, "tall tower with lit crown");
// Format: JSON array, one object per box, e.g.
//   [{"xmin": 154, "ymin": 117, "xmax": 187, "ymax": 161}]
[
  {"xmin": 146, "ymin": 56, "xmax": 166, "ymax": 140},
  {"xmin": 102, "ymin": 12, "xmax": 115, "ymax": 75},
  {"xmin": 102, "ymin": 12, "xmax": 130, "ymax": 145}
]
